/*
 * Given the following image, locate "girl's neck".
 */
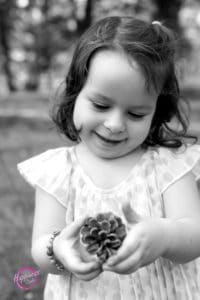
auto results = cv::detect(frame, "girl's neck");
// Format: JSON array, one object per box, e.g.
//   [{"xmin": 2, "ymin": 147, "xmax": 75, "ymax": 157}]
[
  {"xmin": 74, "ymin": 143, "xmax": 146, "ymax": 189},
  {"xmin": 76, "ymin": 142, "xmax": 144, "ymax": 166}
]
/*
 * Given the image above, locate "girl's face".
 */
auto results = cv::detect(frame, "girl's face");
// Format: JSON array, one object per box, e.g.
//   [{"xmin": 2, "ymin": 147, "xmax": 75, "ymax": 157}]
[{"xmin": 73, "ymin": 50, "xmax": 158, "ymax": 159}]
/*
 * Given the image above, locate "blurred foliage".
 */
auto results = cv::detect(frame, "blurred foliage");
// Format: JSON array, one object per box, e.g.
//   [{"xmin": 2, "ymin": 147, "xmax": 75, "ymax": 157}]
[{"xmin": 0, "ymin": 0, "xmax": 200, "ymax": 92}]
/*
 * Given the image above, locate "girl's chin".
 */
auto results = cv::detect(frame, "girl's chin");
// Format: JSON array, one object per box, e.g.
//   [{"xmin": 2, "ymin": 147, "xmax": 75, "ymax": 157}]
[{"xmin": 90, "ymin": 146, "xmax": 131, "ymax": 160}]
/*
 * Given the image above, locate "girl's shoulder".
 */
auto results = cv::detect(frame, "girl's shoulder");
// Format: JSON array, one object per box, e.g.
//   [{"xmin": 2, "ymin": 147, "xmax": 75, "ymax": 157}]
[
  {"xmin": 149, "ymin": 144, "xmax": 200, "ymax": 193},
  {"xmin": 17, "ymin": 146, "xmax": 76, "ymax": 207}
]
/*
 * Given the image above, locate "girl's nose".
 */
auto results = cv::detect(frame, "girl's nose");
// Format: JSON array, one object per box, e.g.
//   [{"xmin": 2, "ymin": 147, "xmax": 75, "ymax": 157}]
[{"xmin": 104, "ymin": 111, "xmax": 126, "ymax": 133}]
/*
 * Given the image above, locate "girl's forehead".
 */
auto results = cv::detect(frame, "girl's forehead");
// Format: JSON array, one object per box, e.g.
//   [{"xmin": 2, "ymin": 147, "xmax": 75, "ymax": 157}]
[
  {"xmin": 84, "ymin": 50, "xmax": 158, "ymax": 107},
  {"xmin": 88, "ymin": 50, "xmax": 142, "ymax": 83}
]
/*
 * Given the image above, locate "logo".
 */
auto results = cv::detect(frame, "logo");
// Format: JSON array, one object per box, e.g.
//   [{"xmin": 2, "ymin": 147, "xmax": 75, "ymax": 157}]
[{"xmin": 14, "ymin": 266, "xmax": 40, "ymax": 290}]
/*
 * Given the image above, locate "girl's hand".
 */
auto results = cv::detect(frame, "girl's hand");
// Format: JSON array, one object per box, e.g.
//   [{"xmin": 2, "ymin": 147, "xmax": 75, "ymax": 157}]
[
  {"xmin": 53, "ymin": 217, "xmax": 102, "ymax": 281},
  {"xmin": 103, "ymin": 201, "xmax": 168, "ymax": 274}
]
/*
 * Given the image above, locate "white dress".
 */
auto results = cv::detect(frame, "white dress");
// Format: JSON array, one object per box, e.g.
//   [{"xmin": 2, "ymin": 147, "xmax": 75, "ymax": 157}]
[{"xmin": 17, "ymin": 144, "xmax": 200, "ymax": 300}]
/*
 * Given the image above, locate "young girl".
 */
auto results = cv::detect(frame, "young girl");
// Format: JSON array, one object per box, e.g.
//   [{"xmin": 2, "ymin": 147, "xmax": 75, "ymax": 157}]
[{"xmin": 18, "ymin": 16, "xmax": 200, "ymax": 299}]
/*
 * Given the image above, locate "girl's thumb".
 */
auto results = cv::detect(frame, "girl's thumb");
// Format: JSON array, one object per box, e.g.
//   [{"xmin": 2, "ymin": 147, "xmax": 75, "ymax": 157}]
[
  {"xmin": 63, "ymin": 216, "xmax": 88, "ymax": 238},
  {"xmin": 122, "ymin": 201, "xmax": 141, "ymax": 224}
]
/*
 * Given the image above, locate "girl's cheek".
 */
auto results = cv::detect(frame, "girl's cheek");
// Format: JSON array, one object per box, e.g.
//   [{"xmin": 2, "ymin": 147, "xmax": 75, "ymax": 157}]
[
  {"xmin": 73, "ymin": 110, "xmax": 95, "ymax": 132},
  {"xmin": 73, "ymin": 115, "xmax": 81, "ymax": 130},
  {"xmin": 73, "ymin": 104, "xmax": 82, "ymax": 130}
]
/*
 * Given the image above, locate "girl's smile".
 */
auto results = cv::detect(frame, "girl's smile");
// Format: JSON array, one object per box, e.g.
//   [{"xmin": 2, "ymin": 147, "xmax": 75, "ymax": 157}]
[
  {"xmin": 93, "ymin": 131, "xmax": 127, "ymax": 148},
  {"xmin": 73, "ymin": 50, "xmax": 158, "ymax": 159},
  {"xmin": 94, "ymin": 131, "xmax": 127, "ymax": 143}
]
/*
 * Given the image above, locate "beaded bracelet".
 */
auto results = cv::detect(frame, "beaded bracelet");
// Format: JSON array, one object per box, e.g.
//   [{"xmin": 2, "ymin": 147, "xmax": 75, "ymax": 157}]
[{"xmin": 46, "ymin": 230, "xmax": 65, "ymax": 272}]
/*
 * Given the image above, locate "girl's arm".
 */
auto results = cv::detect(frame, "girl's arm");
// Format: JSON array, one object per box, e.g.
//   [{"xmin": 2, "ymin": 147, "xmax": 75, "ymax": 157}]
[
  {"xmin": 31, "ymin": 234, "xmax": 65, "ymax": 275},
  {"xmin": 31, "ymin": 187, "xmax": 67, "ymax": 274},
  {"xmin": 162, "ymin": 171, "xmax": 200, "ymax": 263},
  {"xmin": 31, "ymin": 187, "xmax": 101, "ymax": 278}
]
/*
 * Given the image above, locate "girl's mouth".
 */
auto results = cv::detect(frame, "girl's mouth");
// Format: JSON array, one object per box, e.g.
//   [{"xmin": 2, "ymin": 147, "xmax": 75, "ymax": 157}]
[{"xmin": 94, "ymin": 132, "xmax": 126, "ymax": 145}]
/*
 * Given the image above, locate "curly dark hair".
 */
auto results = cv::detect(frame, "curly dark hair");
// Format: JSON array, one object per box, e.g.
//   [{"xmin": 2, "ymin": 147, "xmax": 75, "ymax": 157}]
[{"xmin": 52, "ymin": 16, "xmax": 196, "ymax": 148}]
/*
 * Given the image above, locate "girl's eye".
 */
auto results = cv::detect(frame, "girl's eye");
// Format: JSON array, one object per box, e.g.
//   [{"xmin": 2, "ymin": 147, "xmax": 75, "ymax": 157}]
[
  {"xmin": 128, "ymin": 112, "xmax": 145, "ymax": 119},
  {"xmin": 92, "ymin": 102, "xmax": 109, "ymax": 110}
]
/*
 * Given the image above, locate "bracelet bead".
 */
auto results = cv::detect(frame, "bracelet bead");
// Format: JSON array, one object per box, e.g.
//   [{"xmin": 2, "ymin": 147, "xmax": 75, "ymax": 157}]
[{"xmin": 46, "ymin": 231, "xmax": 65, "ymax": 272}]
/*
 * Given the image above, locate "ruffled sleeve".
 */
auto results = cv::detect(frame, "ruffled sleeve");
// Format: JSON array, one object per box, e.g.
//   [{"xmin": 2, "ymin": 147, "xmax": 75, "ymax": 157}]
[
  {"xmin": 17, "ymin": 147, "xmax": 73, "ymax": 208},
  {"xmin": 153, "ymin": 144, "xmax": 200, "ymax": 194}
]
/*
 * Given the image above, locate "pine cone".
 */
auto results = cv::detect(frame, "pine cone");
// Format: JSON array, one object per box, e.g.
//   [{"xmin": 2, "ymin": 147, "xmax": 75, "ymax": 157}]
[{"xmin": 79, "ymin": 212, "xmax": 126, "ymax": 263}]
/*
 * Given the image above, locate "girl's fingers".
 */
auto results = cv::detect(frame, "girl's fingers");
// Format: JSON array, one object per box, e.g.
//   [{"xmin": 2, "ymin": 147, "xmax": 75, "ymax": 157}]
[
  {"xmin": 62, "ymin": 216, "xmax": 89, "ymax": 238},
  {"xmin": 67, "ymin": 256, "xmax": 101, "ymax": 275},
  {"xmin": 103, "ymin": 253, "xmax": 140, "ymax": 274},
  {"xmin": 105, "ymin": 238, "xmax": 139, "ymax": 267},
  {"xmin": 122, "ymin": 201, "xmax": 141, "ymax": 224},
  {"xmin": 75, "ymin": 261, "xmax": 101, "ymax": 276},
  {"xmin": 75, "ymin": 268, "xmax": 102, "ymax": 281}
]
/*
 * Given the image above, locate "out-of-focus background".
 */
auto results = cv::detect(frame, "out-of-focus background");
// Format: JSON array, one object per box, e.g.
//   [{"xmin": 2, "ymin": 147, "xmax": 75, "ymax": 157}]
[{"xmin": 0, "ymin": 0, "xmax": 200, "ymax": 299}]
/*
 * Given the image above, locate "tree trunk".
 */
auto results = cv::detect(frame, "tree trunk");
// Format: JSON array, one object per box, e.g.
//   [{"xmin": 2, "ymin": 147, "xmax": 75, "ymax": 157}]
[
  {"xmin": 0, "ymin": 2, "xmax": 17, "ymax": 91},
  {"xmin": 77, "ymin": 0, "xmax": 93, "ymax": 35}
]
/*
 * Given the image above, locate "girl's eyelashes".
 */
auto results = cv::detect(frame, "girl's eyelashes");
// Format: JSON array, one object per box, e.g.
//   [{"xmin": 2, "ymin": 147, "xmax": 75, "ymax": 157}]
[
  {"xmin": 89, "ymin": 99, "xmax": 146, "ymax": 119},
  {"xmin": 91, "ymin": 101, "xmax": 110, "ymax": 110},
  {"xmin": 128, "ymin": 112, "xmax": 145, "ymax": 119}
]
